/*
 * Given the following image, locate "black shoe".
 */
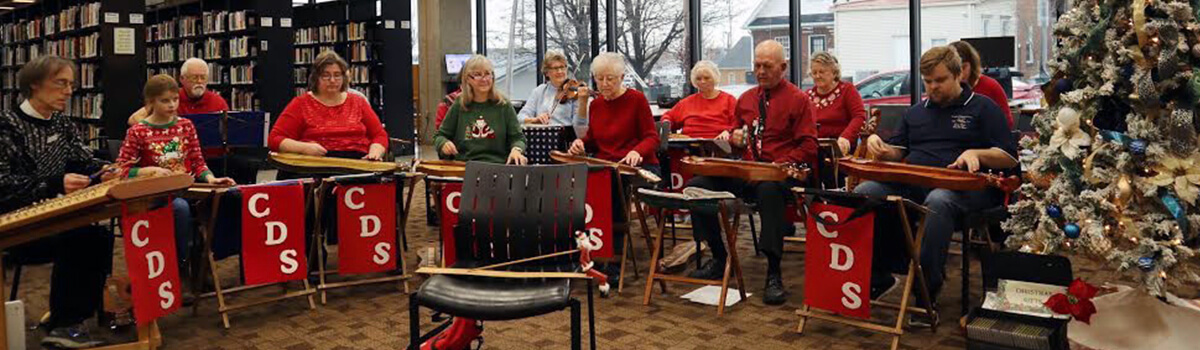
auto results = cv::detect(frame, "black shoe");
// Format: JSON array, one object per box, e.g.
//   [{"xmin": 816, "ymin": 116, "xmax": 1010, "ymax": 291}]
[
  {"xmin": 42, "ymin": 324, "xmax": 105, "ymax": 349},
  {"xmin": 762, "ymin": 273, "xmax": 787, "ymax": 305},
  {"xmin": 870, "ymin": 275, "xmax": 899, "ymax": 300},
  {"xmin": 907, "ymin": 305, "xmax": 940, "ymax": 329},
  {"xmin": 687, "ymin": 259, "xmax": 725, "ymax": 280}
]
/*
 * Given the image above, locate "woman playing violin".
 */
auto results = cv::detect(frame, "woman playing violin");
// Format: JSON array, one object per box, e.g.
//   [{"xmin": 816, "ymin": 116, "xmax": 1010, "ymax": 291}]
[{"xmin": 517, "ymin": 50, "xmax": 590, "ymax": 127}]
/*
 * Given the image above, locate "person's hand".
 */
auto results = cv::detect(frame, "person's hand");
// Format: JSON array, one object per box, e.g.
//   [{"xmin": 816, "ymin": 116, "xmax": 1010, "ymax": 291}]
[
  {"xmin": 63, "ymin": 173, "xmax": 90, "ymax": 194},
  {"xmin": 568, "ymin": 139, "xmax": 586, "ymax": 155},
  {"xmin": 866, "ymin": 135, "xmax": 897, "ymax": 159},
  {"xmin": 837, "ymin": 137, "xmax": 852, "ymax": 156},
  {"xmin": 506, "ymin": 148, "xmax": 528, "ymax": 165},
  {"xmin": 207, "ymin": 175, "xmax": 237, "ymax": 186},
  {"xmin": 715, "ymin": 130, "xmax": 731, "ymax": 141},
  {"xmin": 301, "ymin": 142, "xmax": 328, "ymax": 156},
  {"xmin": 575, "ymin": 86, "xmax": 590, "ymax": 100},
  {"xmin": 363, "ymin": 143, "xmax": 386, "ymax": 161},
  {"xmin": 730, "ymin": 128, "xmax": 746, "ymax": 147},
  {"xmin": 949, "ymin": 149, "xmax": 982, "ymax": 173},
  {"xmin": 138, "ymin": 166, "xmax": 174, "ymax": 177},
  {"xmin": 620, "ymin": 151, "xmax": 643, "ymax": 167},
  {"xmin": 535, "ymin": 113, "xmax": 551, "ymax": 124},
  {"xmin": 441, "ymin": 141, "xmax": 459, "ymax": 156}
]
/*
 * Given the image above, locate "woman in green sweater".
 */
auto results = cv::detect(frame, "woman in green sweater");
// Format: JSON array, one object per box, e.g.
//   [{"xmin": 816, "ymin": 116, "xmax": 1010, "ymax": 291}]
[{"xmin": 435, "ymin": 55, "xmax": 528, "ymax": 164}]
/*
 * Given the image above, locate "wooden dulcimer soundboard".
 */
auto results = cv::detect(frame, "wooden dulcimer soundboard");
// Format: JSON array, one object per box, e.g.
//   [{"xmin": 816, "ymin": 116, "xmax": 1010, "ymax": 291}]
[
  {"xmin": 414, "ymin": 159, "xmax": 468, "ymax": 178},
  {"xmin": 0, "ymin": 174, "xmax": 194, "ymax": 247},
  {"xmin": 680, "ymin": 156, "xmax": 810, "ymax": 183},
  {"xmin": 837, "ymin": 157, "xmax": 1020, "ymax": 192},
  {"xmin": 268, "ymin": 152, "xmax": 400, "ymax": 175},
  {"xmin": 549, "ymin": 150, "xmax": 662, "ymax": 183}
]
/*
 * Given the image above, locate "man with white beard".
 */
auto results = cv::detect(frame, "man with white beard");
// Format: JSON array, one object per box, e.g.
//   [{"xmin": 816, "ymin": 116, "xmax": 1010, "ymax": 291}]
[{"xmin": 128, "ymin": 57, "xmax": 229, "ymax": 125}]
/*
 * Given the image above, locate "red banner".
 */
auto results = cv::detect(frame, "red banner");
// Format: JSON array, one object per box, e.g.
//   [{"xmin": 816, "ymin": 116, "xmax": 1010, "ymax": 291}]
[
  {"xmin": 583, "ymin": 170, "xmax": 614, "ymax": 258},
  {"xmin": 122, "ymin": 204, "xmax": 182, "ymax": 326},
  {"xmin": 803, "ymin": 202, "xmax": 874, "ymax": 319},
  {"xmin": 439, "ymin": 182, "xmax": 464, "ymax": 266},
  {"xmin": 241, "ymin": 184, "xmax": 308, "ymax": 286},
  {"xmin": 335, "ymin": 183, "xmax": 398, "ymax": 275},
  {"xmin": 667, "ymin": 149, "xmax": 693, "ymax": 192}
]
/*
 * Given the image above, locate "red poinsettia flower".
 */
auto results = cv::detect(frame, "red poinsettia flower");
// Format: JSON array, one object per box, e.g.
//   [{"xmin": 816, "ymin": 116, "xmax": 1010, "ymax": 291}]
[{"xmin": 1044, "ymin": 278, "xmax": 1099, "ymax": 324}]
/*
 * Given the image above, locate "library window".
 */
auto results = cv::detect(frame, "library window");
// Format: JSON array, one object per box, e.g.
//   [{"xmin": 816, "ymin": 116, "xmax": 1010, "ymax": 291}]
[
  {"xmin": 774, "ymin": 35, "xmax": 791, "ymax": 59},
  {"xmin": 810, "ymin": 35, "xmax": 826, "ymax": 55}
]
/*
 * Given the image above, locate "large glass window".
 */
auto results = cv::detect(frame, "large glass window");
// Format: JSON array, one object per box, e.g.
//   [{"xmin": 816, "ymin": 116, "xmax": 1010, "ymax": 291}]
[
  {"xmin": 612, "ymin": 0, "xmax": 688, "ymax": 101},
  {"xmin": 701, "ymin": 1, "xmax": 757, "ymax": 97},
  {"xmin": 486, "ymin": 0, "xmax": 537, "ymax": 101},
  {"xmin": 546, "ymin": 0, "xmax": 594, "ymax": 82}
]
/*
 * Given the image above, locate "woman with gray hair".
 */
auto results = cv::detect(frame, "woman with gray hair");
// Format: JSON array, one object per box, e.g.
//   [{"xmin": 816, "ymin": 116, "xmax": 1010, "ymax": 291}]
[
  {"xmin": 661, "ymin": 60, "xmax": 737, "ymax": 139},
  {"xmin": 516, "ymin": 50, "xmax": 590, "ymax": 126},
  {"xmin": 568, "ymin": 52, "xmax": 659, "ymax": 169},
  {"xmin": 806, "ymin": 51, "xmax": 865, "ymax": 155}
]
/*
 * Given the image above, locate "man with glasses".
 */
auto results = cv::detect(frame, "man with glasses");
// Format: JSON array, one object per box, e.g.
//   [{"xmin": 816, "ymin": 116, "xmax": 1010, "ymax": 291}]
[
  {"xmin": 128, "ymin": 57, "xmax": 229, "ymax": 125},
  {"xmin": 0, "ymin": 55, "xmax": 115, "ymax": 348}
]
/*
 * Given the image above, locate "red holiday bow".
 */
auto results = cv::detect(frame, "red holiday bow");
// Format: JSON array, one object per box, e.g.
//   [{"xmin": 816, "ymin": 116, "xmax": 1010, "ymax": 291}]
[{"xmin": 1044, "ymin": 278, "xmax": 1099, "ymax": 324}]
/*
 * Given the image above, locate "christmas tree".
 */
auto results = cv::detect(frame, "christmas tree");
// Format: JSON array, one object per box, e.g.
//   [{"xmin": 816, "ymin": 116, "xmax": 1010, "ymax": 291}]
[{"xmin": 1002, "ymin": 0, "xmax": 1200, "ymax": 296}]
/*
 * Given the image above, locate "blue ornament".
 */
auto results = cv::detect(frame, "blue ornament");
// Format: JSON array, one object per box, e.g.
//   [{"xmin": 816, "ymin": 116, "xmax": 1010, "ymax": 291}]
[
  {"xmin": 1130, "ymin": 140, "xmax": 1148, "ymax": 155},
  {"xmin": 1046, "ymin": 205, "xmax": 1063, "ymax": 219},
  {"xmin": 1137, "ymin": 257, "xmax": 1155, "ymax": 271},
  {"xmin": 1064, "ymin": 223, "xmax": 1081, "ymax": 239},
  {"xmin": 1054, "ymin": 78, "xmax": 1075, "ymax": 94}
]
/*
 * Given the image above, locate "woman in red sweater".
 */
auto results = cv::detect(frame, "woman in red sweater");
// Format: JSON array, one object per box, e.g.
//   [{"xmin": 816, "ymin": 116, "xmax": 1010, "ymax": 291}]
[
  {"xmin": 269, "ymin": 51, "xmax": 388, "ymax": 163},
  {"xmin": 806, "ymin": 52, "xmax": 866, "ymax": 156},
  {"xmin": 568, "ymin": 52, "xmax": 660, "ymax": 171},
  {"xmin": 950, "ymin": 41, "xmax": 1014, "ymax": 129},
  {"xmin": 662, "ymin": 60, "xmax": 737, "ymax": 139}
]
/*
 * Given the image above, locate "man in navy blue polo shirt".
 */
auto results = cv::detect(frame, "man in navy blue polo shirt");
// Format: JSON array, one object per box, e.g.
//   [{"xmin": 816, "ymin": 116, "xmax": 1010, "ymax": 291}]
[{"xmin": 854, "ymin": 46, "xmax": 1018, "ymax": 325}]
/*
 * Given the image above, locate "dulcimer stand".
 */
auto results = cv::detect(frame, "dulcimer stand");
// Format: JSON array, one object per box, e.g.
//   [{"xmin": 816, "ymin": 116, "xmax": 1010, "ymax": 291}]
[{"xmin": 791, "ymin": 187, "xmax": 939, "ymax": 350}]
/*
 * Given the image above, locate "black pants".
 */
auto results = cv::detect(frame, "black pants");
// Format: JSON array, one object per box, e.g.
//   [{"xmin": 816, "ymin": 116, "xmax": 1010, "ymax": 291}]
[
  {"xmin": 9, "ymin": 225, "xmax": 113, "ymax": 328},
  {"xmin": 686, "ymin": 176, "xmax": 795, "ymax": 263}
]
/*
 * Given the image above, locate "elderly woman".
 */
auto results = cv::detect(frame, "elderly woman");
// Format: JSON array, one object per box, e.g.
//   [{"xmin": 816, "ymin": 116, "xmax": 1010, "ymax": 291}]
[
  {"xmin": 568, "ymin": 52, "xmax": 659, "ymax": 170},
  {"xmin": 806, "ymin": 52, "xmax": 866, "ymax": 156},
  {"xmin": 269, "ymin": 51, "xmax": 388, "ymax": 163},
  {"xmin": 0, "ymin": 55, "xmax": 114, "ymax": 348},
  {"xmin": 517, "ymin": 50, "xmax": 590, "ymax": 127},
  {"xmin": 434, "ymin": 55, "xmax": 528, "ymax": 165},
  {"xmin": 662, "ymin": 60, "xmax": 737, "ymax": 139},
  {"xmin": 950, "ymin": 41, "xmax": 1013, "ymax": 129}
]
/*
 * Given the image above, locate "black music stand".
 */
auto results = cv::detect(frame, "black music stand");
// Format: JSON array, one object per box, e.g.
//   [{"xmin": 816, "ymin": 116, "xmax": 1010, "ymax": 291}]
[
  {"xmin": 791, "ymin": 187, "xmax": 939, "ymax": 350},
  {"xmin": 182, "ymin": 111, "xmax": 266, "ymax": 182}
]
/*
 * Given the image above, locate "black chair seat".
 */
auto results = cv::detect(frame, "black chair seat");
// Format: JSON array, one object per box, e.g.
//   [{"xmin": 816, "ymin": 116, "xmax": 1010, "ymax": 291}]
[
  {"xmin": 963, "ymin": 205, "xmax": 1009, "ymax": 227},
  {"xmin": 415, "ymin": 275, "xmax": 573, "ymax": 321}
]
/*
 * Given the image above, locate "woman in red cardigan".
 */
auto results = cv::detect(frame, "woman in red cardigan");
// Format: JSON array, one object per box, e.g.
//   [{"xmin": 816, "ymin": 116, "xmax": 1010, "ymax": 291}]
[
  {"xmin": 950, "ymin": 40, "xmax": 1014, "ymax": 129},
  {"xmin": 269, "ymin": 51, "xmax": 388, "ymax": 163},
  {"xmin": 806, "ymin": 52, "xmax": 866, "ymax": 156},
  {"xmin": 662, "ymin": 60, "xmax": 737, "ymax": 139},
  {"xmin": 568, "ymin": 52, "xmax": 660, "ymax": 172}
]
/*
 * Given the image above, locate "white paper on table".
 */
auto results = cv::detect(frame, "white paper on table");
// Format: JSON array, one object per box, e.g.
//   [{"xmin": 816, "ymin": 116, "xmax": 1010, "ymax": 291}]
[{"xmin": 679, "ymin": 285, "xmax": 749, "ymax": 307}]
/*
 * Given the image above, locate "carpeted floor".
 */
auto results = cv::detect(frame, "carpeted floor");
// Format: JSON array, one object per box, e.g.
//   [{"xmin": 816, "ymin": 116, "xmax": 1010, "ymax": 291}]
[{"xmin": 9, "ymin": 165, "xmax": 1142, "ymax": 350}]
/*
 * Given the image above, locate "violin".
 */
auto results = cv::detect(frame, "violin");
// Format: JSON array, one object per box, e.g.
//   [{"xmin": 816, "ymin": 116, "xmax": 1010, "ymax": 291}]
[{"xmin": 555, "ymin": 79, "xmax": 585, "ymax": 104}]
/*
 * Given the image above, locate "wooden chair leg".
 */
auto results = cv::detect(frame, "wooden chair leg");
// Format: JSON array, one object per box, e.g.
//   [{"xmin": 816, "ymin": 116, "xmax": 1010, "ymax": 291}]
[{"xmin": 644, "ymin": 215, "xmax": 668, "ymax": 305}]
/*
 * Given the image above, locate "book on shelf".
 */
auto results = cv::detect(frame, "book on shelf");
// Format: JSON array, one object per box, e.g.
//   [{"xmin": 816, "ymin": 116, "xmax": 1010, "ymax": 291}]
[
  {"xmin": 348, "ymin": 22, "xmax": 366, "ymax": 41},
  {"xmin": 231, "ymin": 88, "xmax": 256, "ymax": 111},
  {"xmin": 293, "ymin": 67, "xmax": 308, "ymax": 84},
  {"xmin": 207, "ymin": 63, "xmax": 225, "ymax": 85},
  {"xmin": 230, "ymin": 63, "xmax": 255, "ymax": 85},
  {"xmin": 349, "ymin": 65, "xmax": 370, "ymax": 85},
  {"xmin": 229, "ymin": 11, "xmax": 249, "ymax": 32},
  {"xmin": 229, "ymin": 36, "xmax": 250, "ymax": 58},
  {"xmin": 64, "ymin": 93, "xmax": 103, "ymax": 120},
  {"xmin": 203, "ymin": 11, "xmax": 228, "ymax": 34},
  {"xmin": 79, "ymin": 63, "xmax": 97, "ymax": 89},
  {"xmin": 204, "ymin": 38, "xmax": 223, "ymax": 60},
  {"xmin": 349, "ymin": 41, "xmax": 372, "ymax": 62},
  {"xmin": 80, "ymin": 3, "xmax": 101, "ymax": 29}
]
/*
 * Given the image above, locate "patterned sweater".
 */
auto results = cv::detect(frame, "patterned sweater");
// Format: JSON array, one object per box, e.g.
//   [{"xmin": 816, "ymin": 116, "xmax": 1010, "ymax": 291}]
[
  {"xmin": 0, "ymin": 104, "xmax": 107, "ymax": 214},
  {"xmin": 116, "ymin": 117, "xmax": 212, "ymax": 179}
]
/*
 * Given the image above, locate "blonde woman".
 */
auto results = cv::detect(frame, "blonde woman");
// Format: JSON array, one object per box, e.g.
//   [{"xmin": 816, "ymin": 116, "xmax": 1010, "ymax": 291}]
[
  {"xmin": 434, "ymin": 55, "xmax": 528, "ymax": 165},
  {"xmin": 662, "ymin": 60, "xmax": 737, "ymax": 139},
  {"xmin": 517, "ymin": 49, "xmax": 590, "ymax": 126},
  {"xmin": 806, "ymin": 52, "xmax": 866, "ymax": 155}
]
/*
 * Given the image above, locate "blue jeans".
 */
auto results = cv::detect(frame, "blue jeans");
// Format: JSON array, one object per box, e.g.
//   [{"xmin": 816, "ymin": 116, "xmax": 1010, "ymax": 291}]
[
  {"xmin": 153, "ymin": 197, "xmax": 193, "ymax": 266},
  {"xmin": 853, "ymin": 181, "xmax": 1003, "ymax": 303}
]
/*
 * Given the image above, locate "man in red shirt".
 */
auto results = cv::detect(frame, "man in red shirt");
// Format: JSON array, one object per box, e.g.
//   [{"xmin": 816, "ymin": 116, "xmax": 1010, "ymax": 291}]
[
  {"xmin": 685, "ymin": 40, "xmax": 819, "ymax": 305},
  {"xmin": 128, "ymin": 57, "xmax": 229, "ymax": 125}
]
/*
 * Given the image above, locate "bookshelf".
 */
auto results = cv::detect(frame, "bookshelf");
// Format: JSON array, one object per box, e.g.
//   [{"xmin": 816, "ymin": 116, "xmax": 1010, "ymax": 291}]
[
  {"xmin": 144, "ymin": 0, "xmax": 293, "ymax": 117},
  {"xmin": 0, "ymin": 0, "xmax": 146, "ymax": 145}
]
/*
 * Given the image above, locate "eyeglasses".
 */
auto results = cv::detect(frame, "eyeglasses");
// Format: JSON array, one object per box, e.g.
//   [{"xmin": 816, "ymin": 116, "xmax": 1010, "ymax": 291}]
[
  {"xmin": 468, "ymin": 72, "xmax": 494, "ymax": 80},
  {"xmin": 320, "ymin": 74, "xmax": 345, "ymax": 82},
  {"xmin": 182, "ymin": 74, "xmax": 209, "ymax": 83},
  {"xmin": 594, "ymin": 75, "xmax": 622, "ymax": 83},
  {"xmin": 546, "ymin": 66, "xmax": 568, "ymax": 72},
  {"xmin": 49, "ymin": 79, "xmax": 76, "ymax": 91}
]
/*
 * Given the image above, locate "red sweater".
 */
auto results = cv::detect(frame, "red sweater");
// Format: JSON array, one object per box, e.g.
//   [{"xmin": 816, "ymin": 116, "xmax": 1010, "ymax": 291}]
[
  {"xmin": 806, "ymin": 81, "xmax": 867, "ymax": 140},
  {"xmin": 582, "ymin": 89, "xmax": 660, "ymax": 165},
  {"xmin": 973, "ymin": 75, "xmax": 1013, "ymax": 129},
  {"xmin": 662, "ymin": 91, "xmax": 738, "ymax": 139},
  {"xmin": 179, "ymin": 88, "xmax": 229, "ymax": 115},
  {"xmin": 116, "ymin": 117, "xmax": 211, "ymax": 179},
  {"xmin": 269, "ymin": 93, "xmax": 388, "ymax": 154},
  {"xmin": 733, "ymin": 81, "xmax": 818, "ymax": 166}
]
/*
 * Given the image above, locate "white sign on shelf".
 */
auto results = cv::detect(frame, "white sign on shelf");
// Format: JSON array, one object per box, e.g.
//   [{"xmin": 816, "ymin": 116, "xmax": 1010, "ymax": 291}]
[
  {"xmin": 281, "ymin": 18, "xmax": 292, "ymax": 28},
  {"xmin": 401, "ymin": 21, "xmax": 411, "ymax": 29},
  {"xmin": 385, "ymin": 20, "xmax": 396, "ymax": 29},
  {"xmin": 260, "ymin": 40, "xmax": 268, "ymax": 52},
  {"xmin": 104, "ymin": 12, "xmax": 120, "ymax": 24},
  {"xmin": 114, "ymin": 27, "xmax": 136, "ymax": 55},
  {"xmin": 130, "ymin": 14, "xmax": 144, "ymax": 25},
  {"xmin": 261, "ymin": 17, "xmax": 274, "ymax": 28}
]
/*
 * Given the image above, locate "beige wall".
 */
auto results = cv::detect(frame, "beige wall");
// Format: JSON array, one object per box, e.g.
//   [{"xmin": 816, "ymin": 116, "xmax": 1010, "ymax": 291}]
[{"xmin": 417, "ymin": 0, "xmax": 474, "ymax": 144}]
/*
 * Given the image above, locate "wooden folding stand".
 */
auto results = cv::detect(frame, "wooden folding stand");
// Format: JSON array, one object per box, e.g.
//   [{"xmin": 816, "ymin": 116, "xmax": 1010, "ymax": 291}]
[
  {"xmin": 791, "ymin": 187, "xmax": 939, "ymax": 350},
  {"xmin": 312, "ymin": 172, "xmax": 425, "ymax": 304},
  {"xmin": 187, "ymin": 183, "xmax": 317, "ymax": 329}
]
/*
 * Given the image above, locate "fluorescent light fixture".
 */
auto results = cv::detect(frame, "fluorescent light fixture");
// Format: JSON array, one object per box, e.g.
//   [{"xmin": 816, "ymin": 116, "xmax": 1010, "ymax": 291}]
[
  {"xmin": 13, "ymin": 0, "xmax": 38, "ymax": 4},
  {"xmin": 0, "ymin": 6, "xmax": 13, "ymax": 10}
]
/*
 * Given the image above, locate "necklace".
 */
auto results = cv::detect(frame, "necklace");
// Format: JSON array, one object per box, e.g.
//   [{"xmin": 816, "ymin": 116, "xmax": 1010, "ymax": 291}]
[{"xmin": 808, "ymin": 84, "xmax": 841, "ymax": 109}]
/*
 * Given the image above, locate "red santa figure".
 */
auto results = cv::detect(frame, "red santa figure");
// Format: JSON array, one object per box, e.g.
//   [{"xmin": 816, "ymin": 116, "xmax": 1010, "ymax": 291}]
[{"xmin": 575, "ymin": 230, "xmax": 610, "ymax": 296}]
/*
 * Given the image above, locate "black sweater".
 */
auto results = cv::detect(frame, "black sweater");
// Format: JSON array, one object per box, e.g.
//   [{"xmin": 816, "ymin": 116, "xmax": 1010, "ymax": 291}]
[{"xmin": 0, "ymin": 107, "xmax": 107, "ymax": 214}]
